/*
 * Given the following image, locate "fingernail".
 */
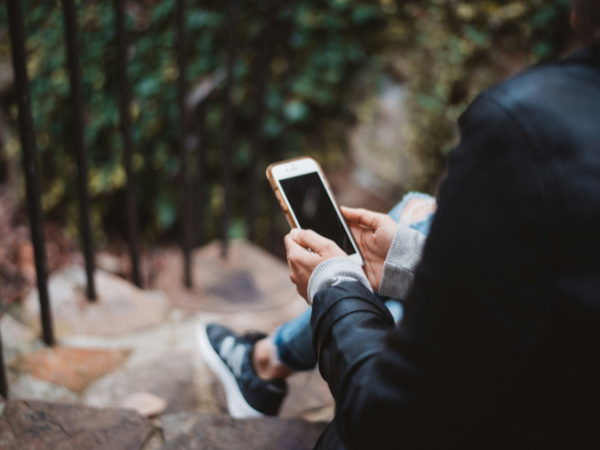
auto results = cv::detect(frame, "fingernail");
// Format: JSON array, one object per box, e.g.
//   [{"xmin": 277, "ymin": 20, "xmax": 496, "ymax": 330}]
[{"xmin": 291, "ymin": 228, "xmax": 299, "ymax": 237}]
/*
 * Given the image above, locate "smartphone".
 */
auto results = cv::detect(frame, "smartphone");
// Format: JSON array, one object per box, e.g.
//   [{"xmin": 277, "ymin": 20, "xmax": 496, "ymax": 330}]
[{"xmin": 266, "ymin": 157, "xmax": 363, "ymax": 265}]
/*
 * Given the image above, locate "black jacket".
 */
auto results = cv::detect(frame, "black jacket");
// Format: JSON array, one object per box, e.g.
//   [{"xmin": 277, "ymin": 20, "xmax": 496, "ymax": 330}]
[{"xmin": 311, "ymin": 47, "xmax": 600, "ymax": 449}]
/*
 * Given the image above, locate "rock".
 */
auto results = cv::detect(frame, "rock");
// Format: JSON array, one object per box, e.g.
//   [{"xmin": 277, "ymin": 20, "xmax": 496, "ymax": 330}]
[
  {"xmin": 0, "ymin": 314, "xmax": 40, "ymax": 362},
  {"xmin": 161, "ymin": 412, "xmax": 328, "ymax": 450},
  {"xmin": 8, "ymin": 346, "xmax": 130, "ymax": 392},
  {"xmin": 7, "ymin": 373, "xmax": 79, "ymax": 403},
  {"xmin": 300, "ymin": 404, "xmax": 336, "ymax": 423},
  {"xmin": 84, "ymin": 352, "xmax": 197, "ymax": 415},
  {"xmin": 280, "ymin": 370, "xmax": 334, "ymax": 419},
  {"xmin": 18, "ymin": 266, "xmax": 170, "ymax": 338},
  {"xmin": 152, "ymin": 240, "xmax": 304, "ymax": 313},
  {"xmin": 121, "ymin": 392, "xmax": 167, "ymax": 418},
  {"xmin": 59, "ymin": 311, "xmax": 194, "ymax": 367},
  {"xmin": 63, "ymin": 317, "xmax": 222, "ymax": 415},
  {"xmin": 96, "ymin": 252, "xmax": 123, "ymax": 275},
  {"xmin": 0, "ymin": 400, "xmax": 156, "ymax": 450},
  {"xmin": 141, "ymin": 429, "xmax": 164, "ymax": 450},
  {"xmin": 0, "ymin": 314, "xmax": 37, "ymax": 347}
]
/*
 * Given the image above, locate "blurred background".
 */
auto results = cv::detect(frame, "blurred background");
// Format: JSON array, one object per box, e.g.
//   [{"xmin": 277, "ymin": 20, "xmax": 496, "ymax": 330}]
[{"xmin": 0, "ymin": 0, "xmax": 577, "ymax": 308}]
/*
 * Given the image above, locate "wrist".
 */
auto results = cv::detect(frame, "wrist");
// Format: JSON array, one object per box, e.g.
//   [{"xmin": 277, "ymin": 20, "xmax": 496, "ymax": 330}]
[
  {"xmin": 307, "ymin": 257, "xmax": 372, "ymax": 305},
  {"xmin": 379, "ymin": 223, "xmax": 426, "ymax": 299}
]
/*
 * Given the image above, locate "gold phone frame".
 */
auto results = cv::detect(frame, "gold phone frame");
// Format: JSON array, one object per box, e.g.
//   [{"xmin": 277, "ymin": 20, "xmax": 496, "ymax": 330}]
[{"xmin": 266, "ymin": 156, "xmax": 364, "ymax": 263}]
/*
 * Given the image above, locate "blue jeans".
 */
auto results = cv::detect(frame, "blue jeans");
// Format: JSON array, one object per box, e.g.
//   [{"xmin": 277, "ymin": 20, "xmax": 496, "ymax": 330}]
[{"xmin": 272, "ymin": 193, "xmax": 435, "ymax": 371}]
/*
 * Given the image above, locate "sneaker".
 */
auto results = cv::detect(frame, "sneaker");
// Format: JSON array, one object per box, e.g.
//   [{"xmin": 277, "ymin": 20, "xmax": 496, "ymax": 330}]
[{"xmin": 196, "ymin": 323, "xmax": 287, "ymax": 418}]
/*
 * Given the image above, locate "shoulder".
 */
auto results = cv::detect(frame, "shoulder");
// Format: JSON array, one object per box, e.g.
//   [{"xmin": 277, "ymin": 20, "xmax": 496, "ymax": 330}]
[
  {"xmin": 468, "ymin": 48, "xmax": 599, "ymax": 126},
  {"xmin": 458, "ymin": 48, "xmax": 600, "ymax": 160}
]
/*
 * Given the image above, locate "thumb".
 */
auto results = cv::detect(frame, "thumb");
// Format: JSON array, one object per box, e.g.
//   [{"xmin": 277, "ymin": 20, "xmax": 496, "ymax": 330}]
[
  {"xmin": 291, "ymin": 229, "xmax": 333, "ymax": 255},
  {"xmin": 341, "ymin": 207, "xmax": 387, "ymax": 229}
]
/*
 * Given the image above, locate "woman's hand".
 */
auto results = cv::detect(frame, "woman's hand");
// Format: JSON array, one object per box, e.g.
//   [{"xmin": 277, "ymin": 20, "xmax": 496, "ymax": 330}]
[
  {"xmin": 284, "ymin": 229, "xmax": 347, "ymax": 301},
  {"xmin": 341, "ymin": 207, "xmax": 398, "ymax": 292}
]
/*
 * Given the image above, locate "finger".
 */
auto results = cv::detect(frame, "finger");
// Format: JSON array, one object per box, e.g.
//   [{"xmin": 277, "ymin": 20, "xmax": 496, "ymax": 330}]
[
  {"xmin": 284, "ymin": 233, "xmax": 294, "ymax": 253},
  {"xmin": 348, "ymin": 221, "xmax": 369, "ymax": 234},
  {"xmin": 341, "ymin": 207, "xmax": 387, "ymax": 229},
  {"xmin": 289, "ymin": 269, "xmax": 298, "ymax": 285},
  {"xmin": 285, "ymin": 232, "xmax": 306, "ymax": 256},
  {"xmin": 286, "ymin": 233, "xmax": 320, "ymax": 263},
  {"xmin": 347, "ymin": 222, "xmax": 366, "ymax": 241},
  {"xmin": 290, "ymin": 229, "xmax": 333, "ymax": 254}
]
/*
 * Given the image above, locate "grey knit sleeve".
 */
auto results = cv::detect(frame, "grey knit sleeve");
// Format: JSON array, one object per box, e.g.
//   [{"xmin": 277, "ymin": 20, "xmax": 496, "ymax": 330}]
[
  {"xmin": 307, "ymin": 257, "xmax": 372, "ymax": 305},
  {"xmin": 379, "ymin": 223, "xmax": 426, "ymax": 300}
]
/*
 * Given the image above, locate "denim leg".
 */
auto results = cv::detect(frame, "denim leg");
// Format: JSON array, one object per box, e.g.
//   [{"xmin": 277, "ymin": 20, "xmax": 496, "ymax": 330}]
[
  {"xmin": 273, "ymin": 308, "xmax": 317, "ymax": 371},
  {"xmin": 272, "ymin": 295, "xmax": 405, "ymax": 372}
]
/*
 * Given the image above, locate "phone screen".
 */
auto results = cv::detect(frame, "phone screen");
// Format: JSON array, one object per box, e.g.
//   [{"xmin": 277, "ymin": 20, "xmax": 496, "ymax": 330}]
[{"xmin": 279, "ymin": 172, "xmax": 356, "ymax": 255}]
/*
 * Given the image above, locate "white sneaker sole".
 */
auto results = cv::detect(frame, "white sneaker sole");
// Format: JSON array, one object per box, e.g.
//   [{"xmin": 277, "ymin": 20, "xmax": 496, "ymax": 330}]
[{"xmin": 196, "ymin": 323, "xmax": 266, "ymax": 419}]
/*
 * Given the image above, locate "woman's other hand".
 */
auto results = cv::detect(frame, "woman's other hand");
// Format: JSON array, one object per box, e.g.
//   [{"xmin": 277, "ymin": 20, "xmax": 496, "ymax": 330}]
[{"xmin": 341, "ymin": 207, "xmax": 397, "ymax": 292}]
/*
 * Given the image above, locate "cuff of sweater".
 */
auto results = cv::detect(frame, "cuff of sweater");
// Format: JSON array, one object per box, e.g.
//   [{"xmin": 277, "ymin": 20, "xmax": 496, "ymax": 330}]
[
  {"xmin": 307, "ymin": 257, "xmax": 372, "ymax": 305},
  {"xmin": 379, "ymin": 223, "xmax": 426, "ymax": 300}
]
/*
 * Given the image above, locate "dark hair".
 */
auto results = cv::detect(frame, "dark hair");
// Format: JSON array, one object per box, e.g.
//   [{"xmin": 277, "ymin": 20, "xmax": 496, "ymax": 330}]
[
  {"xmin": 576, "ymin": 0, "xmax": 600, "ymax": 22},
  {"xmin": 574, "ymin": 0, "xmax": 600, "ymax": 41}
]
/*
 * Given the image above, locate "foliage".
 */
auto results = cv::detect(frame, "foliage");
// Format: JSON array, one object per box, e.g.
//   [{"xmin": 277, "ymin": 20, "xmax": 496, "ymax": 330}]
[
  {"xmin": 379, "ymin": 0, "xmax": 573, "ymax": 192},
  {"xmin": 1, "ymin": 0, "xmax": 389, "ymax": 244},
  {"xmin": 0, "ymin": 0, "xmax": 573, "ymax": 246}
]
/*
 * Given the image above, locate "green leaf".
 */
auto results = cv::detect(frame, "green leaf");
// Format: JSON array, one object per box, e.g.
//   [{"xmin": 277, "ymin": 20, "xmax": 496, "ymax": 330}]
[{"xmin": 284, "ymin": 100, "xmax": 309, "ymax": 122}]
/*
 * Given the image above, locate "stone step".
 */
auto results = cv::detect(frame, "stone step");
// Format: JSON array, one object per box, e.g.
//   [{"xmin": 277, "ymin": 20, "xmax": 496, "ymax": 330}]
[
  {"xmin": 14, "ymin": 265, "xmax": 170, "ymax": 339},
  {"xmin": 0, "ymin": 399, "xmax": 160, "ymax": 450},
  {"xmin": 151, "ymin": 240, "xmax": 304, "ymax": 313},
  {"xmin": 0, "ymin": 400, "xmax": 328, "ymax": 450},
  {"xmin": 160, "ymin": 411, "xmax": 328, "ymax": 450}
]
